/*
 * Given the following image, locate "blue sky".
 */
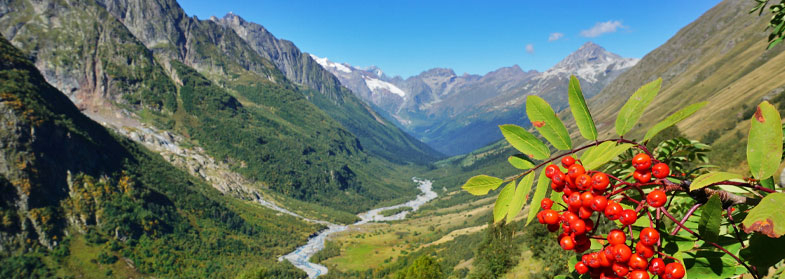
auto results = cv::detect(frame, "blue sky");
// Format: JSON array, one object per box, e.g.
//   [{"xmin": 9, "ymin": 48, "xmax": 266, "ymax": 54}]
[{"xmin": 180, "ymin": 0, "xmax": 722, "ymax": 78}]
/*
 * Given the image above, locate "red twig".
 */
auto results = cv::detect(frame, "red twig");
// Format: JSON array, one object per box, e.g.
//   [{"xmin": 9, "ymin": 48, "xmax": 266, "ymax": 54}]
[{"xmin": 670, "ymin": 203, "xmax": 702, "ymax": 235}]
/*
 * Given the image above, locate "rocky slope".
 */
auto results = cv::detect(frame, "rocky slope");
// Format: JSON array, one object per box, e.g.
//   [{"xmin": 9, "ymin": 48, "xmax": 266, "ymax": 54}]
[
  {"xmin": 0, "ymin": 0, "xmax": 440, "ymax": 214},
  {"xmin": 316, "ymin": 42, "xmax": 638, "ymax": 155}
]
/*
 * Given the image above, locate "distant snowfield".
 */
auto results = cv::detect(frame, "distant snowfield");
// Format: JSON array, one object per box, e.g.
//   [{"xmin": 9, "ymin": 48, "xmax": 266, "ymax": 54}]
[
  {"xmin": 363, "ymin": 76, "xmax": 407, "ymax": 98},
  {"xmin": 309, "ymin": 54, "xmax": 352, "ymax": 73}
]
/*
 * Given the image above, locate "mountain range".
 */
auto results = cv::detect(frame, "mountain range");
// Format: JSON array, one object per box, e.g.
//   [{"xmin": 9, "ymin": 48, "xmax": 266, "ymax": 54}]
[{"xmin": 313, "ymin": 42, "xmax": 639, "ymax": 155}]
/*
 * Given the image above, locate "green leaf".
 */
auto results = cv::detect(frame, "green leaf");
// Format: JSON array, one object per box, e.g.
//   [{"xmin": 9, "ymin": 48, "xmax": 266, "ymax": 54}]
[
  {"xmin": 615, "ymin": 78, "xmax": 662, "ymax": 136},
  {"xmin": 698, "ymin": 194, "xmax": 722, "ymax": 243},
  {"xmin": 742, "ymin": 192, "xmax": 785, "ymax": 238},
  {"xmin": 643, "ymin": 102, "xmax": 707, "ymax": 142},
  {"xmin": 508, "ymin": 155, "xmax": 535, "ymax": 170},
  {"xmin": 683, "ymin": 251, "xmax": 741, "ymax": 279},
  {"xmin": 493, "ymin": 182, "xmax": 515, "ymax": 223},
  {"xmin": 747, "ymin": 101, "xmax": 783, "ymax": 180},
  {"xmin": 507, "ymin": 172, "xmax": 535, "ymax": 223},
  {"xmin": 580, "ymin": 141, "xmax": 634, "ymax": 170},
  {"xmin": 740, "ymin": 233, "xmax": 785, "ymax": 270},
  {"xmin": 689, "ymin": 172, "xmax": 744, "ymax": 191},
  {"xmin": 526, "ymin": 169, "xmax": 550, "ymax": 226},
  {"xmin": 567, "ymin": 75, "xmax": 597, "ymax": 141},
  {"xmin": 462, "ymin": 175, "xmax": 504, "ymax": 196},
  {"xmin": 526, "ymin": 95, "xmax": 572, "ymax": 150},
  {"xmin": 499, "ymin": 124, "xmax": 550, "ymax": 160}
]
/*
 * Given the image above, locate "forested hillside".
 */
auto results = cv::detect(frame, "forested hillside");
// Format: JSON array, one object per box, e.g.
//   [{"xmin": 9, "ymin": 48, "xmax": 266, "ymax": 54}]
[{"xmin": 0, "ymin": 36, "xmax": 316, "ymax": 278}]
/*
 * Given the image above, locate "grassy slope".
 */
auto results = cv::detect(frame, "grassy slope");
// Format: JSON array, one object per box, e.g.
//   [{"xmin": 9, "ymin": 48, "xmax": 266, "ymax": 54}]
[{"xmin": 563, "ymin": 0, "xmax": 785, "ymax": 172}]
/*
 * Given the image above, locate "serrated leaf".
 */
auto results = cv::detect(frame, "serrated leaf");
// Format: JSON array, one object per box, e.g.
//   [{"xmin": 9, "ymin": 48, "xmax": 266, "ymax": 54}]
[
  {"xmin": 742, "ymin": 192, "xmax": 785, "ymax": 238},
  {"xmin": 462, "ymin": 175, "xmax": 504, "ymax": 196},
  {"xmin": 698, "ymin": 194, "xmax": 722, "ymax": 243},
  {"xmin": 526, "ymin": 169, "xmax": 550, "ymax": 226},
  {"xmin": 499, "ymin": 124, "xmax": 550, "ymax": 160},
  {"xmin": 689, "ymin": 172, "xmax": 744, "ymax": 191},
  {"xmin": 508, "ymin": 155, "xmax": 535, "ymax": 170},
  {"xmin": 615, "ymin": 78, "xmax": 662, "ymax": 136},
  {"xmin": 580, "ymin": 142, "xmax": 634, "ymax": 170},
  {"xmin": 526, "ymin": 95, "xmax": 572, "ymax": 150},
  {"xmin": 507, "ymin": 172, "xmax": 535, "ymax": 223},
  {"xmin": 493, "ymin": 182, "xmax": 515, "ymax": 223},
  {"xmin": 747, "ymin": 101, "xmax": 783, "ymax": 179},
  {"xmin": 740, "ymin": 233, "xmax": 785, "ymax": 270},
  {"xmin": 567, "ymin": 75, "xmax": 597, "ymax": 141},
  {"xmin": 643, "ymin": 102, "xmax": 707, "ymax": 142}
]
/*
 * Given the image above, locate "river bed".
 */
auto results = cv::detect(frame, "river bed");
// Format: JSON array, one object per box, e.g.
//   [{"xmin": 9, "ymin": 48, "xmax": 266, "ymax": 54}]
[{"xmin": 279, "ymin": 178, "xmax": 437, "ymax": 278}]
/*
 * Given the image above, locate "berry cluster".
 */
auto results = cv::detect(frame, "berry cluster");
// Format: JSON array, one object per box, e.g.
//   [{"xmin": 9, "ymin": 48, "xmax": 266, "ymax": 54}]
[{"xmin": 536, "ymin": 154, "xmax": 685, "ymax": 279}]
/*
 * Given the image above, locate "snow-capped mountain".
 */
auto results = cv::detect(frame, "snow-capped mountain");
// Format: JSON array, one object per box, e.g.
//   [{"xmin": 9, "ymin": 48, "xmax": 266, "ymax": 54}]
[{"xmin": 314, "ymin": 42, "xmax": 638, "ymax": 155}]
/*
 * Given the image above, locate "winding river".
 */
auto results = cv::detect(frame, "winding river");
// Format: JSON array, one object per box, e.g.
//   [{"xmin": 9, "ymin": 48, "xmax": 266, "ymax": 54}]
[{"xmin": 276, "ymin": 178, "xmax": 437, "ymax": 278}]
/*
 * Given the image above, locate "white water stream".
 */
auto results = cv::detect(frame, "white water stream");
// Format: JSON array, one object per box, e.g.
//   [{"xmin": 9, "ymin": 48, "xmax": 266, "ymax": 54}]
[{"xmin": 276, "ymin": 178, "xmax": 437, "ymax": 278}]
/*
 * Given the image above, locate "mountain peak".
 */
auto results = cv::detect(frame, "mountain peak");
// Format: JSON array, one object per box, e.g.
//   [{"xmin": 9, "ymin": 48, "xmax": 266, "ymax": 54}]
[
  {"xmin": 418, "ymin": 68, "xmax": 456, "ymax": 78},
  {"xmin": 543, "ymin": 42, "xmax": 638, "ymax": 82}
]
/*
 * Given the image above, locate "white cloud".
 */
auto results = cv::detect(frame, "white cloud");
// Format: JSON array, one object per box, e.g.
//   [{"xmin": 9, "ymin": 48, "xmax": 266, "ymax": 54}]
[
  {"xmin": 580, "ymin": 20, "xmax": 626, "ymax": 37},
  {"xmin": 525, "ymin": 44, "xmax": 534, "ymax": 54},
  {"xmin": 548, "ymin": 32, "xmax": 564, "ymax": 42}
]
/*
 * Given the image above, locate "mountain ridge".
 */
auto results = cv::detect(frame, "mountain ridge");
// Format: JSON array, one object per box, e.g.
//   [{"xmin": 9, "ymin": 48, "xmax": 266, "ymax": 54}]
[{"xmin": 314, "ymin": 41, "xmax": 638, "ymax": 155}]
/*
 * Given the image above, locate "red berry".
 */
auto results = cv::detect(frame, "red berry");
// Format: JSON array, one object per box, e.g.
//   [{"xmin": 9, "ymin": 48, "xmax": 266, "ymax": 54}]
[
  {"xmin": 632, "ymin": 153, "xmax": 652, "ymax": 170},
  {"xmin": 628, "ymin": 254, "xmax": 648, "ymax": 270},
  {"xmin": 639, "ymin": 227, "xmax": 660, "ymax": 246},
  {"xmin": 633, "ymin": 170, "xmax": 652, "ymax": 183},
  {"xmin": 608, "ymin": 229, "xmax": 626, "ymax": 245},
  {"xmin": 562, "ymin": 156, "xmax": 576, "ymax": 168},
  {"xmin": 635, "ymin": 241, "xmax": 655, "ymax": 259},
  {"xmin": 604, "ymin": 202, "xmax": 623, "ymax": 220},
  {"xmin": 570, "ymin": 219, "xmax": 587, "ymax": 235},
  {"xmin": 591, "ymin": 172, "xmax": 610, "ymax": 191},
  {"xmin": 551, "ymin": 181, "xmax": 564, "ymax": 192},
  {"xmin": 575, "ymin": 240, "xmax": 591, "ymax": 253},
  {"xmin": 568, "ymin": 192, "xmax": 582, "ymax": 208},
  {"xmin": 579, "ymin": 206, "xmax": 594, "ymax": 220},
  {"xmin": 545, "ymin": 164, "xmax": 560, "ymax": 178},
  {"xmin": 619, "ymin": 209, "xmax": 638, "ymax": 226},
  {"xmin": 629, "ymin": 269, "xmax": 650, "ymax": 279},
  {"xmin": 587, "ymin": 252, "xmax": 601, "ymax": 268},
  {"xmin": 612, "ymin": 262, "xmax": 629, "ymax": 276},
  {"xmin": 567, "ymin": 164, "xmax": 585, "ymax": 180},
  {"xmin": 648, "ymin": 258, "xmax": 666, "ymax": 276},
  {"xmin": 612, "ymin": 244, "xmax": 632, "ymax": 263},
  {"xmin": 591, "ymin": 195, "xmax": 608, "ymax": 212},
  {"xmin": 663, "ymin": 262, "xmax": 686, "ymax": 279},
  {"xmin": 541, "ymin": 198, "xmax": 554, "ymax": 210},
  {"xmin": 562, "ymin": 212, "xmax": 579, "ymax": 224},
  {"xmin": 552, "ymin": 171, "xmax": 566, "ymax": 186},
  {"xmin": 598, "ymin": 251, "xmax": 612, "ymax": 267},
  {"xmin": 575, "ymin": 174, "xmax": 592, "ymax": 190},
  {"xmin": 652, "ymin": 163, "xmax": 670, "ymax": 179},
  {"xmin": 584, "ymin": 219, "xmax": 595, "ymax": 232},
  {"xmin": 646, "ymin": 189, "xmax": 667, "ymax": 208},
  {"xmin": 542, "ymin": 210, "xmax": 560, "ymax": 225},
  {"xmin": 581, "ymin": 191, "xmax": 595, "ymax": 208},
  {"xmin": 574, "ymin": 233, "xmax": 590, "ymax": 245},
  {"xmin": 560, "ymin": 235, "xmax": 575, "ymax": 250},
  {"xmin": 575, "ymin": 261, "xmax": 589, "ymax": 274}
]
